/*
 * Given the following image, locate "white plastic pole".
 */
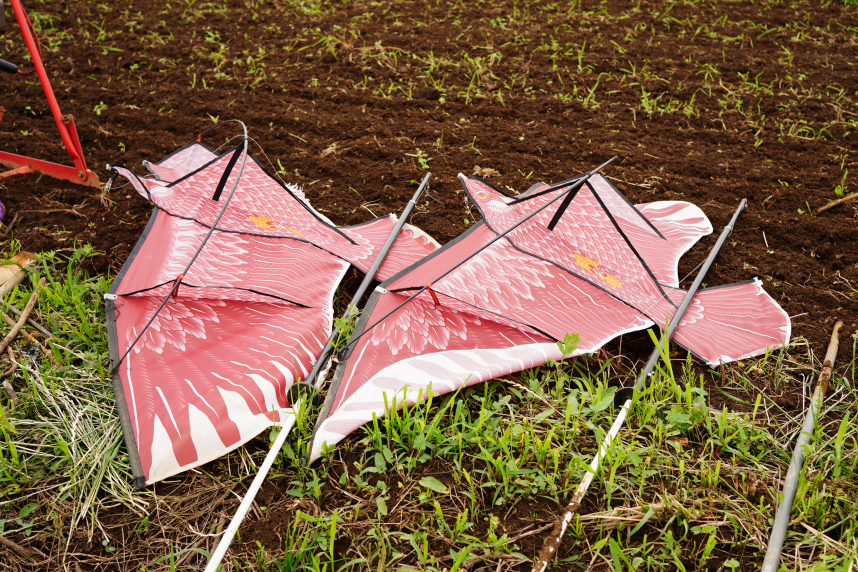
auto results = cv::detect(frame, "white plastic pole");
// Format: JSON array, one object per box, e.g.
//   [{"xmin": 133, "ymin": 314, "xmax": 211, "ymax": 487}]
[
  {"xmin": 204, "ymin": 407, "xmax": 298, "ymax": 572},
  {"xmin": 761, "ymin": 320, "xmax": 842, "ymax": 572},
  {"xmin": 203, "ymin": 175, "xmax": 432, "ymax": 571}
]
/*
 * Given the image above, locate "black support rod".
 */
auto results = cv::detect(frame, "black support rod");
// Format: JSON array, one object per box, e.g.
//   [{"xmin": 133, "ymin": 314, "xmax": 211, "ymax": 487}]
[{"xmin": 301, "ymin": 172, "xmax": 431, "ymax": 392}]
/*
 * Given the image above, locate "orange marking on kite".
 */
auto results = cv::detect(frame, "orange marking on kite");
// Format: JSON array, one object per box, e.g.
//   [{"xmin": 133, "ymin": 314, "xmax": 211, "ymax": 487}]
[
  {"xmin": 249, "ymin": 215, "xmax": 275, "ymax": 229},
  {"xmin": 603, "ymin": 274, "xmax": 623, "ymax": 288},
  {"xmin": 248, "ymin": 215, "xmax": 302, "ymax": 234},
  {"xmin": 573, "ymin": 253, "xmax": 600, "ymax": 273}
]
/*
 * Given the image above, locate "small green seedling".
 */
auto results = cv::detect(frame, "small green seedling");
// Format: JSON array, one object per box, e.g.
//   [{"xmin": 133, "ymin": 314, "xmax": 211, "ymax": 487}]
[{"xmin": 835, "ymin": 169, "xmax": 848, "ymax": 196}]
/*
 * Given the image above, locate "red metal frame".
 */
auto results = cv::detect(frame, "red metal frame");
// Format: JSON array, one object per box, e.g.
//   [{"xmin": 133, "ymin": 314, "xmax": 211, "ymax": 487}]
[{"xmin": 0, "ymin": 0, "xmax": 100, "ymax": 188}]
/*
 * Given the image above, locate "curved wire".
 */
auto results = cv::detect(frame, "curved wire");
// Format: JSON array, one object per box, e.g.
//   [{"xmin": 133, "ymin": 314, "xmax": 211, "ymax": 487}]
[{"xmin": 110, "ymin": 120, "xmax": 250, "ymax": 375}]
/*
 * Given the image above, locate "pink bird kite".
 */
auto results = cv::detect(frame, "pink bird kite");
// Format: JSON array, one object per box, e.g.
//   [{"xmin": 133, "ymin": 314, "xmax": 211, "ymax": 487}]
[
  {"xmin": 107, "ymin": 135, "xmax": 438, "ymax": 487},
  {"xmin": 308, "ymin": 170, "xmax": 790, "ymax": 460}
]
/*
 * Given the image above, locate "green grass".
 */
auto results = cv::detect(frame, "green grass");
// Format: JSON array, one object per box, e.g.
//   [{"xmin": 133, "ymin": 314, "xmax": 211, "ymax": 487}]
[
  {"xmin": 0, "ymin": 247, "xmax": 854, "ymax": 570},
  {"xmin": 0, "ymin": 247, "xmax": 143, "ymax": 544},
  {"xmin": 209, "ymin": 335, "xmax": 858, "ymax": 571}
]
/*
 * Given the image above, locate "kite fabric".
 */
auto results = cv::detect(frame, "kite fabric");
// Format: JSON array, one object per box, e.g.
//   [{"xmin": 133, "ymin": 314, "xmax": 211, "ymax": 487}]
[
  {"xmin": 308, "ymin": 172, "xmax": 791, "ymax": 461},
  {"xmin": 107, "ymin": 141, "xmax": 439, "ymax": 485}
]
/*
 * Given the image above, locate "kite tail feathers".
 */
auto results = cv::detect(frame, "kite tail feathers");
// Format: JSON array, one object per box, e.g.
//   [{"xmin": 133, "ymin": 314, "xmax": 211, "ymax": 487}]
[
  {"xmin": 630, "ymin": 200, "xmax": 714, "ymax": 287},
  {"xmin": 669, "ymin": 279, "xmax": 791, "ymax": 366}
]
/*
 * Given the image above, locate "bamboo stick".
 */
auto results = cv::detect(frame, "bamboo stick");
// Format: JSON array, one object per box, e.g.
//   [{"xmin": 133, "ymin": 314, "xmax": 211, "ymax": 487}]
[
  {"xmin": 2, "ymin": 303, "xmax": 52, "ymax": 338},
  {"xmin": 2, "ymin": 313, "xmax": 48, "ymax": 353},
  {"xmin": 0, "ymin": 277, "xmax": 44, "ymax": 355},
  {"xmin": 0, "ymin": 252, "xmax": 52, "ymax": 338},
  {"xmin": 0, "ymin": 252, "xmax": 36, "ymax": 297},
  {"xmin": 816, "ymin": 192, "xmax": 858, "ymax": 215}
]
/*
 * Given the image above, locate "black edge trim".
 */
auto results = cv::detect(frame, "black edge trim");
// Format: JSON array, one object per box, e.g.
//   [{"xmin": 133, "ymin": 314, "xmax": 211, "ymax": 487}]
[
  {"xmin": 107, "ymin": 300, "xmax": 146, "ymax": 489},
  {"xmin": 463, "ymin": 174, "xmax": 586, "ymax": 204},
  {"xmin": 143, "ymin": 162, "xmax": 161, "ymax": 181},
  {"xmin": 524, "ymin": 181, "xmax": 548, "ymax": 195},
  {"xmin": 109, "ymin": 206, "xmax": 162, "ymax": 295},
  {"xmin": 667, "ymin": 336, "xmax": 709, "ymax": 365},
  {"xmin": 106, "ymin": 206, "xmax": 162, "ymax": 488}
]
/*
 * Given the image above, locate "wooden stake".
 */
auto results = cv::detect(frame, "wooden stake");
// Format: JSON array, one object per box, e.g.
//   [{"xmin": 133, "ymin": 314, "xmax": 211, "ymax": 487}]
[
  {"xmin": 761, "ymin": 320, "xmax": 842, "ymax": 572},
  {"xmin": 2, "ymin": 302, "xmax": 52, "ymax": 338}
]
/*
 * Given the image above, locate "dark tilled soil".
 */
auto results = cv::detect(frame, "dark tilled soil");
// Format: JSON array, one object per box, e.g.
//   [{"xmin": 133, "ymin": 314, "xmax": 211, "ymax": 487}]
[
  {"xmin": 2, "ymin": 0, "xmax": 856, "ymax": 351},
  {"xmin": 1, "ymin": 0, "xmax": 857, "ymax": 568}
]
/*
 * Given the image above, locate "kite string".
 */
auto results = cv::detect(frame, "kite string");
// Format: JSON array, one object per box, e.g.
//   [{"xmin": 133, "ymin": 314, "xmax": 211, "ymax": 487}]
[
  {"xmin": 408, "ymin": 180, "xmax": 440, "ymax": 225},
  {"xmin": 224, "ymin": 134, "xmax": 301, "ymax": 191},
  {"xmin": 338, "ymin": 157, "xmax": 617, "ymax": 356},
  {"xmin": 462, "ymin": 187, "xmax": 478, "ymax": 226},
  {"xmin": 679, "ymin": 259, "xmax": 705, "ymax": 285},
  {"xmin": 110, "ymin": 120, "xmax": 250, "ymax": 374}
]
